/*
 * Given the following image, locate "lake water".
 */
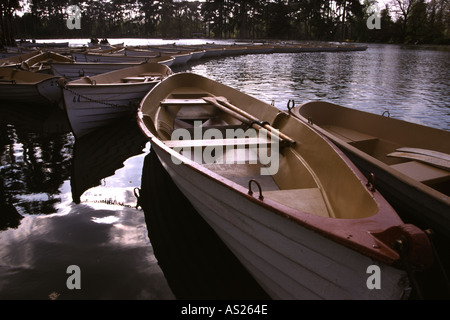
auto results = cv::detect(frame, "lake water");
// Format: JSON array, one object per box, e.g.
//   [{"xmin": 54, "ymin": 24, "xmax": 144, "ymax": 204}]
[{"xmin": 0, "ymin": 39, "xmax": 449, "ymax": 301}]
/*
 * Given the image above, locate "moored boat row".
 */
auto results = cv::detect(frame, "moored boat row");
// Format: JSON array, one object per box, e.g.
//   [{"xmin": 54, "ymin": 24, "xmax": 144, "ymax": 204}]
[{"xmin": 1, "ymin": 42, "xmax": 447, "ymax": 300}]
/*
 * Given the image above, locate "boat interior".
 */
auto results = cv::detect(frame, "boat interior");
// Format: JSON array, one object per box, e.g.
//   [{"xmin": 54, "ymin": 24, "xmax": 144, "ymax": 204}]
[
  {"xmin": 21, "ymin": 51, "xmax": 74, "ymax": 72},
  {"xmin": 297, "ymin": 101, "xmax": 450, "ymax": 195},
  {"xmin": 67, "ymin": 63, "xmax": 172, "ymax": 85},
  {"xmin": 142, "ymin": 83, "xmax": 380, "ymax": 220},
  {"xmin": 0, "ymin": 67, "xmax": 57, "ymax": 84},
  {"xmin": 0, "ymin": 50, "xmax": 41, "ymax": 67}
]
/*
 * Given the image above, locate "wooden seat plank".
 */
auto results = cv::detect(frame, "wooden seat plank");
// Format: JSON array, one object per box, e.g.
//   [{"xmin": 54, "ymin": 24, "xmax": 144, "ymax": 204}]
[
  {"xmin": 322, "ymin": 125, "xmax": 377, "ymax": 143},
  {"xmin": 164, "ymin": 137, "xmax": 274, "ymax": 148},
  {"xmin": 161, "ymin": 98, "xmax": 211, "ymax": 106},
  {"xmin": 390, "ymin": 161, "xmax": 450, "ymax": 184}
]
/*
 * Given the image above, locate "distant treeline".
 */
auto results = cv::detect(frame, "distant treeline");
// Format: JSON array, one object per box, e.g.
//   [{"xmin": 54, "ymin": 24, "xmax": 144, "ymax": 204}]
[{"xmin": 1, "ymin": 0, "xmax": 449, "ymax": 47}]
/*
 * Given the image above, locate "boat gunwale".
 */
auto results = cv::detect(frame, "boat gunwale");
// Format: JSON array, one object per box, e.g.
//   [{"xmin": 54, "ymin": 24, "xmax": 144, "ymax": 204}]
[
  {"xmin": 62, "ymin": 62, "xmax": 173, "ymax": 87},
  {"xmin": 0, "ymin": 68, "xmax": 61, "ymax": 85}
]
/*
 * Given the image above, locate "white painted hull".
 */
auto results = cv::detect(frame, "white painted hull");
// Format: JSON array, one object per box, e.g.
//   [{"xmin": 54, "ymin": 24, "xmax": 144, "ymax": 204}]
[
  {"xmin": 52, "ymin": 62, "xmax": 149, "ymax": 80},
  {"xmin": 123, "ymin": 49, "xmax": 159, "ymax": 57},
  {"xmin": 197, "ymin": 48, "xmax": 224, "ymax": 58},
  {"xmin": 63, "ymin": 82, "xmax": 157, "ymax": 138},
  {"xmin": 0, "ymin": 77, "xmax": 62, "ymax": 107},
  {"xmin": 170, "ymin": 53, "xmax": 193, "ymax": 66},
  {"xmin": 125, "ymin": 48, "xmax": 193, "ymax": 66},
  {"xmin": 137, "ymin": 72, "xmax": 433, "ymax": 300},
  {"xmin": 53, "ymin": 60, "xmax": 174, "ymax": 80},
  {"xmin": 152, "ymin": 141, "xmax": 410, "ymax": 300},
  {"xmin": 71, "ymin": 52, "xmax": 159, "ymax": 64},
  {"xmin": 184, "ymin": 50, "xmax": 205, "ymax": 61}
]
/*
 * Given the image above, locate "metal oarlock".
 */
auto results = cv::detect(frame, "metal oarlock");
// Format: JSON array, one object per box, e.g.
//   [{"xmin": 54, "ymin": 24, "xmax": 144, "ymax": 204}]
[
  {"xmin": 248, "ymin": 179, "xmax": 264, "ymax": 200},
  {"xmin": 366, "ymin": 173, "xmax": 376, "ymax": 192}
]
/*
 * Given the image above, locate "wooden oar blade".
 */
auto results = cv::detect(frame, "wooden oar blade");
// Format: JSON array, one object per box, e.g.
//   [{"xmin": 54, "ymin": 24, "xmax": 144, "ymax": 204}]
[{"xmin": 396, "ymin": 147, "xmax": 450, "ymax": 162}]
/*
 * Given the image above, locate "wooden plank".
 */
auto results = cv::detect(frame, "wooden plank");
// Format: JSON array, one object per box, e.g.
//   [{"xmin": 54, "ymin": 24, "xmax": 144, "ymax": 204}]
[
  {"xmin": 322, "ymin": 125, "xmax": 376, "ymax": 143},
  {"xmin": 387, "ymin": 152, "xmax": 450, "ymax": 171},
  {"xmin": 161, "ymin": 98, "xmax": 211, "ymax": 105},
  {"xmin": 209, "ymin": 96, "xmax": 296, "ymax": 145},
  {"xmin": 164, "ymin": 137, "xmax": 274, "ymax": 148},
  {"xmin": 203, "ymin": 96, "xmax": 296, "ymax": 146},
  {"xmin": 121, "ymin": 76, "xmax": 159, "ymax": 83},
  {"xmin": 396, "ymin": 147, "xmax": 450, "ymax": 162},
  {"xmin": 390, "ymin": 161, "xmax": 450, "ymax": 184}
]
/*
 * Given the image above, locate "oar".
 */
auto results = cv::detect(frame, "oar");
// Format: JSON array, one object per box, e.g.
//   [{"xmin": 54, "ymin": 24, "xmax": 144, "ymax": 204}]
[
  {"xmin": 215, "ymin": 97, "xmax": 296, "ymax": 145},
  {"xmin": 203, "ymin": 96, "xmax": 296, "ymax": 146},
  {"xmin": 203, "ymin": 96, "xmax": 279, "ymax": 142}
]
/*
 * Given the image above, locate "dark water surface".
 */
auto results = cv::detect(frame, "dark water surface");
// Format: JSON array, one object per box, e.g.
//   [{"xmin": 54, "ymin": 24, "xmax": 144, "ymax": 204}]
[{"xmin": 1, "ymin": 41, "xmax": 449, "ymax": 300}]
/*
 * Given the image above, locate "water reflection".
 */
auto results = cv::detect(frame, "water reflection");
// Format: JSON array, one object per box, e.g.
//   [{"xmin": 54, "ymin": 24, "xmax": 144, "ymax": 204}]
[
  {"xmin": 180, "ymin": 44, "xmax": 449, "ymax": 131},
  {"xmin": 71, "ymin": 118, "xmax": 148, "ymax": 204},
  {"xmin": 0, "ymin": 104, "xmax": 72, "ymax": 221},
  {"xmin": 0, "ymin": 106, "xmax": 173, "ymax": 299},
  {"xmin": 0, "ymin": 201, "xmax": 175, "ymax": 299},
  {"xmin": 139, "ymin": 151, "xmax": 270, "ymax": 300}
]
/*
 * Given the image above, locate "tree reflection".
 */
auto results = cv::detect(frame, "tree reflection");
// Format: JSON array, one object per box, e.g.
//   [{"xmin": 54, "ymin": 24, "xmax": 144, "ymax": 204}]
[{"xmin": 0, "ymin": 105, "xmax": 73, "ymax": 221}]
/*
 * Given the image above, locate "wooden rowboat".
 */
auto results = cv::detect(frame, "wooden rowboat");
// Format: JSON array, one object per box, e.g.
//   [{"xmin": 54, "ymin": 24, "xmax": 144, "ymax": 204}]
[
  {"xmin": 0, "ymin": 50, "xmax": 41, "ymax": 68},
  {"xmin": 290, "ymin": 101, "xmax": 450, "ymax": 239},
  {"xmin": 71, "ymin": 51, "xmax": 159, "ymax": 63},
  {"xmin": 51, "ymin": 56, "xmax": 174, "ymax": 80},
  {"xmin": 124, "ymin": 48, "xmax": 193, "ymax": 66},
  {"xmin": 20, "ymin": 51, "xmax": 74, "ymax": 73},
  {"xmin": 0, "ymin": 67, "xmax": 63, "ymax": 107},
  {"xmin": 137, "ymin": 72, "xmax": 434, "ymax": 300},
  {"xmin": 60, "ymin": 62, "xmax": 172, "ymax": 139}
]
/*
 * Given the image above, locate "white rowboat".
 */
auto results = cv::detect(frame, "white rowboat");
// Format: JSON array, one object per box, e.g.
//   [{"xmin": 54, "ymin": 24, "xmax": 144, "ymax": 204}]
[
  {"xmin": 60, "ymin": 62, "xmax": 172, "ymax": 138},
  {"xmin": 137, "ymin": 72, "xmax": 434, "ymax": 300}
]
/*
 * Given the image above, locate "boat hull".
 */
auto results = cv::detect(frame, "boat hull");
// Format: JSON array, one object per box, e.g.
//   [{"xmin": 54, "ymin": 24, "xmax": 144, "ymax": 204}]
[
  {"xmin": 343, "ymin": 149, "xmax": 450, "ymax": 237},
  {"xmin": 291, "ymin": 102, "xmax": 450, "ymax": 238},
  {"xmin": 52, "ymin": 62, "xmax": 150, "ymax": 80},
  {"xmin": 0, "ymin": 77, "xmax": 62, "ymax": 107},
  {"xmin": 72, "ymin": 52, "xmax": 161, "ymax": 64},
  {"xmin": 137, "ymin": 73, "xmax": 434, "ymax": 300},
  {"xmin": 151, "ymin": 139, "xmax": 410, "ymax": 300},
  {"xmin": 63, "ymin": 82, "xmax": 158, "ymax": 138},
  {"xmin": 61, "ymin": 62, "xmax": 172, "ymax": 138}
]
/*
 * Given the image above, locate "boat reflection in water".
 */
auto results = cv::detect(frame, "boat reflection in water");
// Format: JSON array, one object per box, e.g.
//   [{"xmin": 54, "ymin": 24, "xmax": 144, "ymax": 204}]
[
  {"xmin": 0, "ymin": 103, "xmax": 72, "ymax": 229},
  {"xmin": 70, "ymin": 118, "xmax": 148, "ymax": 204},
  {"xmin": 139, "ymin": 151, "xmax": 270, "ymax": 299}
]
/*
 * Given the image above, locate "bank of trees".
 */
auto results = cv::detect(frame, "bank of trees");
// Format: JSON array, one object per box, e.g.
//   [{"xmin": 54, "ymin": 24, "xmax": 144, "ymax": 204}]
[{"xmin": 2, "ymin": 0, "xmax": 449, "ymax": 46}]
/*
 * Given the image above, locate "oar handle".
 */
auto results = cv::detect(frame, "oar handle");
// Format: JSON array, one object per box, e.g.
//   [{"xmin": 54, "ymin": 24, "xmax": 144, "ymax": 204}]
[{"xmin": 205, "ymin": 97, "xmax": 296, "ymax": 146}]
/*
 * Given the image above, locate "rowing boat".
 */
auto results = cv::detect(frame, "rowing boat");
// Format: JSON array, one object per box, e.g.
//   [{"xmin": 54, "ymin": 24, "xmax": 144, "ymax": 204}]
[
  {"xmin": 71, "ymin": 51, "xmax": 159, "ymax": 63},
  {"xmin": 51, "ymin": 56, "xmax": 174, "ymax": 80},
  {"xmin": 290, "ymin": 101, "xmax": 450, "ymax": 239},
  {"xmin": 0, "ymin": 67, "xmax": 63, "ymax": 107},
  {"xmin": 0, "ymin": 50, "xmax": 41, "ymax": 68},
  {"xmin": 21, "ymin": 51, "xmax": 74, "ymax": 73},
  {"xmin": 124, "ymin": 48, "xmax": 193, "ymax": 66},
  {"xmin": 137, "ymin": 72, "xmax": 433, "ymax": 300},
  {"xmin": 60, "ymin": 62, "xmax": 172, "ymax": 138}
]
